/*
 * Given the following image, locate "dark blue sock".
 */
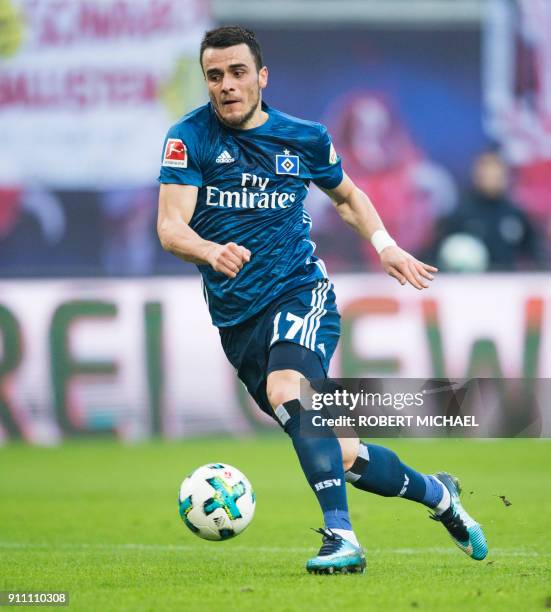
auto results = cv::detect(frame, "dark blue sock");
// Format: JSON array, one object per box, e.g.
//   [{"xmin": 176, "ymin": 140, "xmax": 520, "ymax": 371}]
[
  {"xmin": 345, "ymin": 443, "xmax": 444, "ymax": 508},
  {"xmin": 276, "ymin": 400, "xmax": 352, "ymax": 531}
]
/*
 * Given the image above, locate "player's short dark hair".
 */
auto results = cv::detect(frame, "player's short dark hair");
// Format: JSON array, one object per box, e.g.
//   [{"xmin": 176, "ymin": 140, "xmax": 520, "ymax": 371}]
[{"xmin": 200, "ymin": 26, "xmax": 264, "ymax": 72}]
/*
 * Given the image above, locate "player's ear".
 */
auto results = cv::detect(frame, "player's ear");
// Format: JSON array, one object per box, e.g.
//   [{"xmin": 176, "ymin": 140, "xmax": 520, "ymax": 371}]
[{"xmin": 258, "ymin": 66, "xmax": 268, "ymax": 90}]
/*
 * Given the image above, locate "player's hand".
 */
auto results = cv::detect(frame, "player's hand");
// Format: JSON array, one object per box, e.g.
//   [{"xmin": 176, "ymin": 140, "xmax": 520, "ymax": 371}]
[
  {"xmin": 379, "ymin": 245, "xmax": 437, "ymax": 290},
  {"xmin": 207, "ymin": 242, "xmax": 251, "ymax": 279}
]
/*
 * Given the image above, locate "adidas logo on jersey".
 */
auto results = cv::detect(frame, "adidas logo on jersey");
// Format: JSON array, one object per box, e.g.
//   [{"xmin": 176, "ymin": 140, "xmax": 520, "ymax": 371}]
[{"xmin": 216, "ymin": 150, "xmax": 235, "ymax": 164}]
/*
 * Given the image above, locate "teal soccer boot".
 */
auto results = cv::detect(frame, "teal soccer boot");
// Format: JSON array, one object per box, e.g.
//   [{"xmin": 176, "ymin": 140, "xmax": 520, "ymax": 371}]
[
  {"xmin": 306, "ymin": 528, "xmax": 366, "ymax": 575},
  {"xmin": 431, "ymin": 472, "xmax": 488, "ymax": 561}
]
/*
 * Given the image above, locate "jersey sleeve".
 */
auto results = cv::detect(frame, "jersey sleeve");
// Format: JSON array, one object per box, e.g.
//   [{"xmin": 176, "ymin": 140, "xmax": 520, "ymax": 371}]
[
  {"xmin": 157, "ymin": 122, "xmax": 203, "ymax": 187},
  {"xmin": 310, "ymin": 125, "xmax": 343, "ymax": 190}
]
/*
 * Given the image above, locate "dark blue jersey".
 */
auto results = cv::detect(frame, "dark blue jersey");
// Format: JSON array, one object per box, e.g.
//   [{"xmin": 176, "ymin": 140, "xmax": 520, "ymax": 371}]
[{"xmin": 158, "ymin": 101, "xmax": 343, "ymax": 328}]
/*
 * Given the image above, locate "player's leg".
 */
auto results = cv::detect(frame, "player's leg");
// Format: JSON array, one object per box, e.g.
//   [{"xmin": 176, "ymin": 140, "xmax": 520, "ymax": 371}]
[
  {"xmin": 266, "ymin": 367, "xmax": 354, "ymax": 540},
  {"xmin": 344, "ymin": 442, "xmax": 488, "ymax": 560},
  {"xmin": 264, "ymin": 280, "xmax": 366, "ymax": 572},
  {"xmin": 345, "ymin": 442, "xmax": 450, "ymax": 510},
  {"xmin": 266, "ymin": 364, "xmax": 365, "ymax": 574},
  {"xmin": 340, "ymin": 436, "xmax": 360, "ymax": 471}
]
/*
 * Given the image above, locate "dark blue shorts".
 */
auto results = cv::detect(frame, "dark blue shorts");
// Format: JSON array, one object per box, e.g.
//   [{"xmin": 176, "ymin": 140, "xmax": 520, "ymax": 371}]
[{"xmin": 219, "ymin": 280, "xmax": 340, "ymax": 419}]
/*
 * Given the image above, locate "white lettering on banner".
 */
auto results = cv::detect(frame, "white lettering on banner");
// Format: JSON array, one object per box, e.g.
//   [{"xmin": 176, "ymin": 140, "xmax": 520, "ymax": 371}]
[
  {"xmin": 0, "ymin": 0, "xmax": 211, "ymax": 188},
  {"xmin": 0, "ymin": 69, "xmax": 159, "ymax": 109},
  {"xmin": 24, "ymin": 2, "xmax": 204, "ymax": 48},
  {"xmin": 0, "ymin": 274, "xmax": 548, "ymax": 445}
]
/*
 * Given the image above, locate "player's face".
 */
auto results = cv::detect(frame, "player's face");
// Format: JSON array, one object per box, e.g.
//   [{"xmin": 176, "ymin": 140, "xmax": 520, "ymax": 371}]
[{"xmin": 202, "ymin": 44, "xmax": 268, "ymax": 129}]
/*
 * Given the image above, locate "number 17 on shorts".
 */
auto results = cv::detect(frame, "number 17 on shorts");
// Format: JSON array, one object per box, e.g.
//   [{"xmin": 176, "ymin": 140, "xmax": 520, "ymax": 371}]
[{"xmin": 269, "ymin": 281, "xmax": 340, "ymax": 371}]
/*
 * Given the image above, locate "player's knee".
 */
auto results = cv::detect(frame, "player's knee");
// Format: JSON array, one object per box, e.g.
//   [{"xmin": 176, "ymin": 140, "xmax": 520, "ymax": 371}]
[
  {"xmin": 339, "ymin": 437, "xmax": 360, "ymax": 472},
  {"xmin": 266, "ymin": 370, "xmax": 301, "ymax": 411},
  {"xmin": 342, "ymin": 455, "xmax": 355, "ymax": 472},
  {"xmin": 266, "ymin": 384, "xmax": 296, "ymax": 411}
]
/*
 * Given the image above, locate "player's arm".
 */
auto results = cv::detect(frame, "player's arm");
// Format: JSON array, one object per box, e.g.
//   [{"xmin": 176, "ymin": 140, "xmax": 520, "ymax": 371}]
[
  {"xmin": 322, "ymin": 173, "xmax": 437, "ymax": 290},
  {"xmin": 157, "ymin": 183, "xmax": 250, "ymax": 279}
]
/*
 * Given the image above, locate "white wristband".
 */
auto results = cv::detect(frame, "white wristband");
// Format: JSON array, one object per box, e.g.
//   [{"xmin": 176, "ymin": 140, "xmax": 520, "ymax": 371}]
[{"xmin": 370, "ymin": 229, "xmax": 397, "ymax": 254}]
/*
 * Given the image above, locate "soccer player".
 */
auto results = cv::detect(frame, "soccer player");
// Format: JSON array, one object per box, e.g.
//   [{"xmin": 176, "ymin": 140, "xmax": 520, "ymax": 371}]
[{"xmin": 157, "ymin": 26, "xmax": 488, "ymax": 574}]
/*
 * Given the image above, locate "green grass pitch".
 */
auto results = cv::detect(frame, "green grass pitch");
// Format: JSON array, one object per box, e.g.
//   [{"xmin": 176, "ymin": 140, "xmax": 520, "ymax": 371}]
[{"xmin": 1, "ymin": 437, "xmax": 550, "ymax": 611}]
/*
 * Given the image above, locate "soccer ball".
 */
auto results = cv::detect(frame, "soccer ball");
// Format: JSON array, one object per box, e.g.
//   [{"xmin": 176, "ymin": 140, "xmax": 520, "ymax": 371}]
[{"xmin": 178, "ymin": 463, "xmax": 256, "ymax": 541}]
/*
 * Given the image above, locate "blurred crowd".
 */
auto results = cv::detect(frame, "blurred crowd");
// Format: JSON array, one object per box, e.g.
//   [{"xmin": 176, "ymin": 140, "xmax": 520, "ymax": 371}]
[
  {"xmin": 429, "ymin": 151, "xmax": 546, "ymax": 272},
  {"xmin": 1, "ymin": 0, "xmax": 549, "ymax": 277},
  {"xmin": 309, "ymin": 93, "xmax": 548, "ymax": 274}
]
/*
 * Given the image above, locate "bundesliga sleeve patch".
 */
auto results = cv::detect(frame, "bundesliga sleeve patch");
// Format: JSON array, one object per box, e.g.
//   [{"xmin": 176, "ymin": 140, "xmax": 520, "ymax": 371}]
[
  {"xmin": 162, "ymin": 138, "xmax": 188, "ymax": 168},
  {"xmin": 329, "ymin": 142, "xmax": 338, "ymax": 165}
]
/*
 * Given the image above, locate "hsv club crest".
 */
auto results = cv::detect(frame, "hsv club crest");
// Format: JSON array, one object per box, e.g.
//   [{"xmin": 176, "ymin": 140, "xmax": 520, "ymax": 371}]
[{"xmin": 276, "ymin": 148, "xmax": 300, "ymax": 176}]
